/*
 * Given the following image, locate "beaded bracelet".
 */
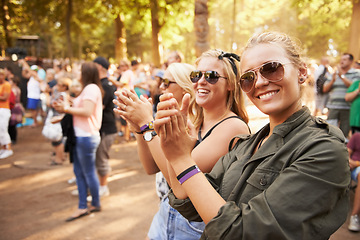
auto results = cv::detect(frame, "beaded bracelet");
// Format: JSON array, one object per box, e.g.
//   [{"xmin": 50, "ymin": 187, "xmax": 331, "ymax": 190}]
[{"xmin": 177, "ymin": 165, "xmax": 201, "ymax": 185}]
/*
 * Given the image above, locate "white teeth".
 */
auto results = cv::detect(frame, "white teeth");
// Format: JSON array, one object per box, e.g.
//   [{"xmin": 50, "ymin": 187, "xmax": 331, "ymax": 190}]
[
  {"xmin": 198, "ymin": 89, "xmax": 209, "ymax": 94},
  {"xmin": 259, "ymin": 91, "xmax": 276, "ymax": 99}
]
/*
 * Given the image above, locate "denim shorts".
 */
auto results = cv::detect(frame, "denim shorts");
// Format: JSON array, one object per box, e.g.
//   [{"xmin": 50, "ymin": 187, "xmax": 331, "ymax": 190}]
[
  {"xmin": 351, "ymin": 166, "xmax": 360, "ymax": 181},
  {"xmin": 147, "ymin": 197, "xmax": 205, "ymax": 240}
]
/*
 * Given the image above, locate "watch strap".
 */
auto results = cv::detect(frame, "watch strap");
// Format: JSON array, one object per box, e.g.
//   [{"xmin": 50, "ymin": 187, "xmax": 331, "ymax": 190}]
[{"xmin": 140, "ymin": 121, "xmax": 154, "ymax": 133}]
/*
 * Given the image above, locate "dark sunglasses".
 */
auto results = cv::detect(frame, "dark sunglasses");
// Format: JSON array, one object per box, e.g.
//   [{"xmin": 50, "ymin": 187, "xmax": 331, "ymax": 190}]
[
  {"xmin": 190, "ymin": 70, "xmax": 227, "ymax": 84},
  {"xmin": 240, "ymin": 61, "xmax": 291, "ymax": 93},
  {"xmin": 161, "ymin": 78, "xmax": 177, "ymax": 88}
]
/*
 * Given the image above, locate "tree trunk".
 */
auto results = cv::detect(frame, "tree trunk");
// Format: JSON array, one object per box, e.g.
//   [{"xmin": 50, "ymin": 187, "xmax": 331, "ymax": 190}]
[
  {"xmin": 348, "ymin": 0, "xmax": 360, "ymax": 60},
  {"xmin": 1, "ymin": 0, "xmax": 12, "ymax": 48},
  {"xmin": 66, "ymin": 0, "xmax": 73, "ymax": 62},
  {"xmin": 115, "ymin": 14, "xmax": 127, "ymax": 62},
  {"xmin": 150, "ymin": 0, "xmax": 161, "ymax": 67},
  {"xmin": 194, "ymin": 0, "xmax": 210, "ymax": 57}
]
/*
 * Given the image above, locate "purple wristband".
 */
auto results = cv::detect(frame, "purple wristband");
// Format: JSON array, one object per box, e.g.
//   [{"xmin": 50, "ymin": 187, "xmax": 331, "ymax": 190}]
[{"xmin": 178, "ymin": 166, "xmax": 201, "ymax": 184}]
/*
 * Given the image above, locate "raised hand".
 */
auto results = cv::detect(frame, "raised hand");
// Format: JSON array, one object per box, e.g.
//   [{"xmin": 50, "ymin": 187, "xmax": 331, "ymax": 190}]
[{"xmin": 113, "ymin": 89, "xmax": 154, "ymax": 133}]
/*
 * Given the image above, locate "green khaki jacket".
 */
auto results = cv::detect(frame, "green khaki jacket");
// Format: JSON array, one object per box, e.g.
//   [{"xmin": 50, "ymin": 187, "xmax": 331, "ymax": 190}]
[{"xmin": 169, "ymin": 107, "xmax": 350, "ymax": 240}]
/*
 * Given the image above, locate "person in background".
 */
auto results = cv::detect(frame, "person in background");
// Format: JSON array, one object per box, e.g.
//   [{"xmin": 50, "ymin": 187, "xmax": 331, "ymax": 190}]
[
  {"xmin": 48, "ymin": 77, "xmax": 72, "ymax": 165},
  {"xmin": 0, "ymin": 69, "xmax": 14, "ymax": 159},
  {"xmin": 345, "ymin": 73, "xmax": 360, "ymax": 134},
  {"xmin": 167, "ymin": 50, "xmax": 183, "ymax": 65},
  {"xmin": 4, "ymin": 66, "xmax": 15, "ymax": 82},
  {"xmin": 347, "ymin": 132, "xmax": 360, "ymax": 232},
  {"xmin": 115, "ymin": 49, "xmax": 250, "ymax": 239},
  {"xmin": 54, "ymin": 62, "xmax": 66, "ymax": 80},
  {"xmin": 313, "ymin": 57, "xmax": 331, "ymax": 116},
  {"xmin": 117, "ymin": 60, "xmax": 139, "ymax": 141},
  {"xmin": 8, "ymin": 76, "xmax": 24, "ymax": 145},
  {"xmin": 154, "ymin": 32, "xmax": 350, "ymax": 239},
  {"xmin": 19, "ymin": 59, "xmax": 42, "ymax": 127},
  {"xmin": 92, "ymin": 56, "xmax": 117, "ymax": 198},
  {"xmin": 323, "ymin": 53, "xmax": 360, "ymax": 139},
  {"xmin": 54, "ymin": 62, "xmax": 103, "ymax": 221},
  {"xmin": 354, "ymin": 60, "xmax": 360, "ymax": 70}
]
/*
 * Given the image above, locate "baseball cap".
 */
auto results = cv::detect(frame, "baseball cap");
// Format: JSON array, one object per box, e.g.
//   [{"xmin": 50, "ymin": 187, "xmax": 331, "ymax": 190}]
[
  {"xmin": 93, "ymin": 57, "xmax": 110, "ymax": 70},
  {"xmin": 30, "ymin": 65, "xmax": 39, "ymax": 72},
  {"xmin": 155, "ymin": 70, "xmax": 164, "ymax": 79}
]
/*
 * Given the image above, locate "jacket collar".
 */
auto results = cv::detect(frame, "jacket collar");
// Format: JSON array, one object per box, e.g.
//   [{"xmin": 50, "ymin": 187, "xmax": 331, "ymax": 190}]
[{"xmin": 243, "ymin": 106, "xmax": 311, "ymax": 163}]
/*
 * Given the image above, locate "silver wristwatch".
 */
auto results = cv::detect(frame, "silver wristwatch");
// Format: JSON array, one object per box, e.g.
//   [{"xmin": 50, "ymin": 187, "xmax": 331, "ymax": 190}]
[{"xmin": 143, "ymin": 131, "xmax": 157, "ymax": 142}]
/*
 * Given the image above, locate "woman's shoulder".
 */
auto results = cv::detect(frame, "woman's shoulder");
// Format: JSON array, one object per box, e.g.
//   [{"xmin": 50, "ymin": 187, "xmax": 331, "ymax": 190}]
[{"xmin": 214, "ymin": 115, "xmax": 250, "ymax": 135}]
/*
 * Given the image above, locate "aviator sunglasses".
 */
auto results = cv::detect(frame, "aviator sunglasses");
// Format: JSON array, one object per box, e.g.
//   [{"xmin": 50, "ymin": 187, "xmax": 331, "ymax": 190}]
[
  {"xmin": 161, "ymin": 78, "xmax": 177, "ymax": 89},
  {"xmin": 190, "ymin": 70, "xmax": 227, "ymax": 84},
  {"xmin": 240, "ymin": 61, "xmax": 291, "ymax": 93}
]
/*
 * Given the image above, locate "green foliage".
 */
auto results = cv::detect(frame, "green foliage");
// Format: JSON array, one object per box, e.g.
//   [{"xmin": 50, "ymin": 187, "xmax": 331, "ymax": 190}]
[{"xmin": 1, "ymin": 0, "xmax": 355, "ymax": 64}]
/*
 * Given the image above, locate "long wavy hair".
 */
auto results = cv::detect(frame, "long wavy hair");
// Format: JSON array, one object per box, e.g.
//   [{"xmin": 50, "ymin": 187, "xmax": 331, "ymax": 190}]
[{"xmin": 188, "ymin": 49, "xmax": 249, "ymax": 130}]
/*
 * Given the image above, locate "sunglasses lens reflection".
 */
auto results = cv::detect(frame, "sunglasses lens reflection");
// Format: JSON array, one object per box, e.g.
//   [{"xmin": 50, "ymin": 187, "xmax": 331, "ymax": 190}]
[
  {"xmin": 190, "ymin": 71, "xmax": 220, "ymax": 84},
  {"xmin": 190, "ymin": 71, "xmax": 202, "ymax": 83},
  {"xmin": 240, "ymin": 72, "xmax": 256, "ymax": 92},
  {"xmin": 260, "ymin": 62, "xmax": 284, "ymax": 81},
  {"xmin": 240, "ymin": 62, "xmax": 285, "ymax": 92}
]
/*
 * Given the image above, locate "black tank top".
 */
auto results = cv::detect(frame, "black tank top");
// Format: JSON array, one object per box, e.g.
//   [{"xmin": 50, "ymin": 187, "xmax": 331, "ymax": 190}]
[{"xmin": 194, "ymin": 116, "xmax": 249, "ymax": 148}]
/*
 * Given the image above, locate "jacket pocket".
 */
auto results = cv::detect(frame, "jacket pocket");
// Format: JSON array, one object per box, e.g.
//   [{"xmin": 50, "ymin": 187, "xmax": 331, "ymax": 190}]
[{"xmin": 246, "ymin": 168, "xmax": 280, "ymax": 191}]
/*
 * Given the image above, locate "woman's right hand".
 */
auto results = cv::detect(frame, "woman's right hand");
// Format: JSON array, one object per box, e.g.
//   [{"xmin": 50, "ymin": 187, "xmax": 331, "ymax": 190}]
[
  {"xmin": 154, "ymin": 93, "xmax": 196, "ymax": 164},
  {"xmin": 113, "ymin": 89, "xmax": 154, "ymax": 133}
]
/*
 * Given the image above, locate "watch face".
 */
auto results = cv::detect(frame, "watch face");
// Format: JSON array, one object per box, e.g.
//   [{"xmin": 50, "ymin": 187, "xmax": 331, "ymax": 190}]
[{"xmin": 144, "ymin": 131, "xmax": 153, "ymax": 141}]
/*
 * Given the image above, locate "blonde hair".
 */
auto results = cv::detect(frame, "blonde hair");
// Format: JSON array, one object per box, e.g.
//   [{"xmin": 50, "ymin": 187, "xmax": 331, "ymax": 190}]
[
  {"xmin": 242, "ymin": 32, "xmax": 304, "ymax": 69},
  {"xmin": 165, "ymin": 63, "xmax": 196, "ymax": 121},
  {"xmin": 189, "ymin": 49, "xmax": 248, "ymax": 130}
]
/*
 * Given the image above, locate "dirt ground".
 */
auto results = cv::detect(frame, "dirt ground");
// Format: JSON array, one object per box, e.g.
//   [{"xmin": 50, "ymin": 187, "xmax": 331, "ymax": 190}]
[{"xmin": 0, "ymin": 104, "xmax": 359, "ymax": 240}]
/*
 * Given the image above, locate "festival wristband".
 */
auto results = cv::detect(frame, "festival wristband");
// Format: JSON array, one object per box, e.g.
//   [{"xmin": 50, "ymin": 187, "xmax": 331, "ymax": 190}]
[
  {"xmin": 177, "ymin": 165, "xmax": 201, "ymax": 185},
  {"xmin": 139, "ymin": 121, "xmax": 154, "ymax": 133}
]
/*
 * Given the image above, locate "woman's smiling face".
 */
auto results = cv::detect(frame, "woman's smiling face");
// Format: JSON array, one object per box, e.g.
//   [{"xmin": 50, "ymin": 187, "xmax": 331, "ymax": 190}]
[
  {"xmin": 240, "ymin": 43, "xmax": 303, "ymax": 121},
  {"xmin": 194, "ymin": 57, "xmax": 230, "ymax": 109}
]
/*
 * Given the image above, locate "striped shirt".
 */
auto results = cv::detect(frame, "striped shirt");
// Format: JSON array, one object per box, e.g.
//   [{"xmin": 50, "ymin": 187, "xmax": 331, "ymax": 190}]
[{"xmin": 326, "ymin": 68, "xmax": 360, "ymax": 110}]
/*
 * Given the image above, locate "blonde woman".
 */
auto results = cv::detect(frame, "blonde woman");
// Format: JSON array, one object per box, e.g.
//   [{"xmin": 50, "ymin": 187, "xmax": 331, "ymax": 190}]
[
  {"xmin": 114, "ymin": 51, "xmax": 250, "ymax": 239},
  {"xmin": 155, "ymin": 32, "xmax": 350, "ymax": 239}
]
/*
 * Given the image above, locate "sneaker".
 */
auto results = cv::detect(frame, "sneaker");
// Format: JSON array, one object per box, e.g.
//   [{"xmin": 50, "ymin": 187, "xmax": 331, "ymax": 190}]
[
  {"xmin": 68, "ymin": 177, "xmax": 76, "ymax": 185},
  {"xmin": 348, "ymin": 215, "xmax": 360, "ymax": 232},
  {"xmin": 71, "ymin": 189, "xmax": 79, "ymax": 196},
  {"xmin": 99, "ymin": 186, "xmax": 110, "ymax": 197},
  {"xmin": 0, "ymin": 150, "xmax": 13, "ymax": 159}
]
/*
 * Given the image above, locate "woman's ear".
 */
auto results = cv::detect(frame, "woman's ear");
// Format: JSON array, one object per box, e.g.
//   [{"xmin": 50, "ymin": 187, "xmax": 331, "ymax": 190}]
[{"xmin": 298, "ymin": 63, "xmax": 307, "ymax": 84}]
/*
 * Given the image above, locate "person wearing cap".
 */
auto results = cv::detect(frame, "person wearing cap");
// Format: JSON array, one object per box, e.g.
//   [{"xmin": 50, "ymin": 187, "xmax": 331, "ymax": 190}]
[
  {"xmin": 19, "ymin": 59, "xmax": 43, "ymax": 127},
  {"xmin": 92, "ymin": 56, "xmax": 117, "ymax": 198},
  {"xmin": 0, "ymin": 69, "xmax": 14, "ymax": 159}
]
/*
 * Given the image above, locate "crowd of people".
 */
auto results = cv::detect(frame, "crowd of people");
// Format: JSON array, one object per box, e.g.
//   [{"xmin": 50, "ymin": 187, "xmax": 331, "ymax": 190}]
[{"xmin": 0, "ymin": 30, "xmax": 360, "ymax": 238}]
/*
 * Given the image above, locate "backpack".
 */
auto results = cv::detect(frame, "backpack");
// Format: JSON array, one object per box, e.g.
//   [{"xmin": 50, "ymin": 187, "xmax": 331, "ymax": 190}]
[
  {"xmin": 9, "ymin": 91, "xmax": 16, "ymax": 109},
  {"xmin": 316, "ymin": 67, "xmax": 327, "ymax": 94}
]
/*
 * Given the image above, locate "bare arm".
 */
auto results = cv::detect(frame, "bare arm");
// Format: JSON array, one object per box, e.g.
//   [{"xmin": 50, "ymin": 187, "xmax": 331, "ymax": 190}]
[
  {"xmin": 53, "ymin": 98, "xmax": 95, "ymax": 117},
  {"xmin": 154, "ymin": 99, "xmax": 228, "ymax": 223},
  {"xmin": 322, "ymin": 72, "xmax": 336, "ymax": 93},
  {"xmin": 345, "ymin": 86, "xmax": 360, "ymax": 102}
]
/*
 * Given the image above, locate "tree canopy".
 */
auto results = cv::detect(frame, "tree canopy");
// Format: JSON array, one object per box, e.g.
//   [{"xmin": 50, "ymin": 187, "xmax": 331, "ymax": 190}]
[{"xmin": 0, "ymin": 0, "xmax": 358, "ymax": 65}]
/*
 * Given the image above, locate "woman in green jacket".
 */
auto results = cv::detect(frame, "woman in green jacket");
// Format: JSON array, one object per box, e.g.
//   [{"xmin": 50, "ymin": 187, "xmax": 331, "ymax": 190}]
[{"xmin": 154, "ymin": 31, "xmax": 350, "ymax": 239}]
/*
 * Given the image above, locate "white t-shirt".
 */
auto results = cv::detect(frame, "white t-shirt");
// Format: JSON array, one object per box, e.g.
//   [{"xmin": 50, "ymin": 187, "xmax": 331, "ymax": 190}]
[{"xmin": 27, "ymin": 76, "xmax": 41, "ymax": 99}]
